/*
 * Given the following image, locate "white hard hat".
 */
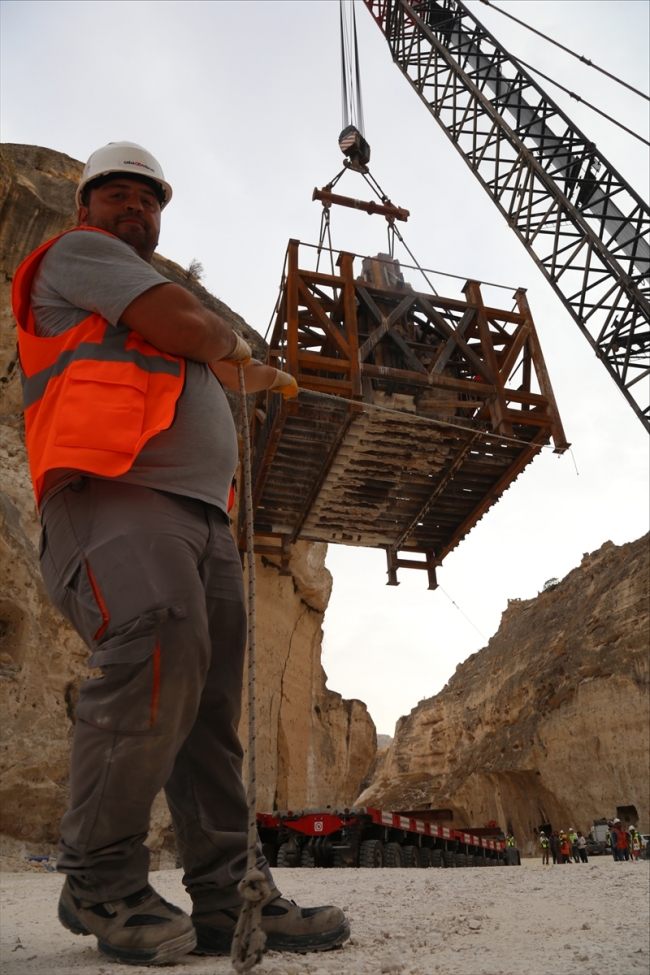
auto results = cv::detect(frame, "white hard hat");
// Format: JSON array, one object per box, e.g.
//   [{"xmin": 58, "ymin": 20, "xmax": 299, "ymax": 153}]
[
  {"xmin": 76, "ymin": 142, "xmax": 172, "ymax": 209},
  {"xmin": 613, "ymin": 818, "xmax": 621, "ymax": 823},
  {"xmin": 540, "ymin": 831, "xmax": 545, "ymax": 835},
  {"xmin": 569, "ymin": 827, "xmax": 574, "ymax": 831}
]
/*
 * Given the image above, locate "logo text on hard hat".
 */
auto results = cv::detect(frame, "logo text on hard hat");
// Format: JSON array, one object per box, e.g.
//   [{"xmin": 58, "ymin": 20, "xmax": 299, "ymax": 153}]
[{"xmin": 123, "ymin": 160, "xmax": 155, "ymax": 173}]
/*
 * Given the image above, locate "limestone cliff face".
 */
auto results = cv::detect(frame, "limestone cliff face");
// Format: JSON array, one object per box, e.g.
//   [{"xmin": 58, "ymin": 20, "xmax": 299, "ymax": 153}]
[
  {"xmin": 358, "ymin": 535, "xmax": 649, "ymax": 855},
  {"xmin": 0, "ymin": 143, "xmax": 375, "ymax": 857}
]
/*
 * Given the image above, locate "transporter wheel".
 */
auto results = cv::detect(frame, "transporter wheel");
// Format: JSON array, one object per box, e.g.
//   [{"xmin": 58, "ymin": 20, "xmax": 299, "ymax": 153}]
[
  {"xmin": 359, "ymin": 839, "xmax": 384, "ymax": 868},
  {"xmin": 455, "ymin": 853, "xmax": 467, "ymax": 867},
  {"xmin": 465, "ymin": 854, "xmax": 475, "ymax": 867},
  {"xmin": 431, "ymin": 849, "xmax": 444, "ymax": 868},
  {"xmin": 277, "ymin": 842, "xmax": 299, "ymax": 868},
  {"xmin": 384, "ymin": 842, "xmax": 403, "ymax": 868},
  {"xmin": 443, "ymin": 850, "xmax": 456, "ymax": 868},
  {"xmin": 300, "ymin": 847, "xmax": 316, "ymax": 868},
  {"xmin": 417, "ymin": 847, "xmax": 432, "ymax": 868},
  {"xmin": 402, "ymin": 845, "xmax": 419, "ymax": 868}
]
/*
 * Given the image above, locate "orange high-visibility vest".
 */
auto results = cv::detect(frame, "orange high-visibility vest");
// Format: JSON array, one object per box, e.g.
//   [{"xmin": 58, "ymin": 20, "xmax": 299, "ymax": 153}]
[{"xmin": 12, "ymin": 227, "xmax": 185, "ymax": 508}]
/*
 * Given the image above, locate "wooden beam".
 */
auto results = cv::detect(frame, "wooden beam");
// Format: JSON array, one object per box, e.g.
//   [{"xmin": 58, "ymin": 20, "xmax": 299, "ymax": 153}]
[
  {"xmin": 292, "ymin": 405, "xmax": 361, "ymax": 540},
  {"xmin": 356, "ymin": 289, "xmax": 419, "ymax": 362},
  {"xmin": 437, "ymin": 433, "xmax": 547, "ymax": 563},
  {"xmin": 515, "ymin": 289, "xmax": 570, "ymax": 453},
  {"xmin": 391, "ymin": 431, "xmax": 480, "ymax": 552},
  {"xmin": 298, "ymin": 352, "xmax": 351, "ymax": 373},
  {"xmin": 339, "ymin": 252, "xmax": 363, "ymax": 398},
  {"xmin": 386, "ymin": 328, "xmax": 429, "ymax": 375},
  {"xmin": 361, "ymin": 362, "xmax": 495, "ymax": 395},
  {"xmin": 286, "ymin": 240, "xmax": 299, "ymax": 378},
  {"xmin": 297, "ymin": 277, "xmax": 350, "ymax": 359},
  {"xmin": 417, "ymin": 295, "xmax": 496, "ymax": 384},
  {"xmin": 430, "ymin": 307, "xmax": 475, "ymax": 374},
  {"xmin": 498, "ymin": 320, "xmax": 531, "ymax": 383},
  {"xmin": 464, "ymin": 281, "xmax": 513, "ymax": 437}
]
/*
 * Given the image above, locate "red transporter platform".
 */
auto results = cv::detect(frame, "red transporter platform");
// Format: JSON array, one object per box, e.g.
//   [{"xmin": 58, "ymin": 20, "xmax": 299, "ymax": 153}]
[{"xmin": 256, "ymin": 806, "xmax": 513, "ymax": 869}]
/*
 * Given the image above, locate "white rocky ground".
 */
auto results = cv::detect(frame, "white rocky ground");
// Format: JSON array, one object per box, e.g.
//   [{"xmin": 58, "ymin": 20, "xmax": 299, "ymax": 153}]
[{"xmin": 1, "ymin": 859, "xmax": 648, "ymax": 975}]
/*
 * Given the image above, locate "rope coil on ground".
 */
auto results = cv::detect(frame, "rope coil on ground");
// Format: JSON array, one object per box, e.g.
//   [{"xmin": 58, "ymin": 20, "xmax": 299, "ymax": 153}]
[{"xmin": 231, "ymin": 364, "xmax": 269, "ymax": 973}]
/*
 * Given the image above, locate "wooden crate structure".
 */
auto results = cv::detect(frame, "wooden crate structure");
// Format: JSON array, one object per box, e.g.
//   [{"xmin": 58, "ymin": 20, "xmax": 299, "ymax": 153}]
[{"xmin": 243, "ymin": 240, "xmax": 568, "ymax": 586}]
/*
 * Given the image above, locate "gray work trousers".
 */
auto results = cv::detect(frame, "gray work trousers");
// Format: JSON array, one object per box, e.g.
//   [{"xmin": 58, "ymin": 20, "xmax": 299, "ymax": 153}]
[{"xmin": 40, "ymin": 477, "xmax": 275, "ymax": 910}]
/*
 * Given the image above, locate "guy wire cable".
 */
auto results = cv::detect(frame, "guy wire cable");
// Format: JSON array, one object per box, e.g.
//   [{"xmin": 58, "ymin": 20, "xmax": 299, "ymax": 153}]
[{"xmin": 477, "ymin": 0, "xmax": 650, "ymax": 102}]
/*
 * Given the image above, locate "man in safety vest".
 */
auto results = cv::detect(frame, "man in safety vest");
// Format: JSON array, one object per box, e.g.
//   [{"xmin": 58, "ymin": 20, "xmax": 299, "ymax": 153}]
[
  {"xmin": 12, "ymin": 142, "xmax": 349, "ymax": 965},
  {"xmin": 539, "ymin": 831, "xmax": 550, "ymax": 865},
  {"xmin": 629, "ymin": 827, "xmax": 641, "ymax": 860},
  {"xmin": 610, "ymin": 819, "xmax": 629, "ymax": 862},
  {"xmin": 568, "ymin": 828, "xmax": 580, "ymax": 863},
  {"xmin": 615, "ymin": 820, "xmax": 630, "ymax": 862},
  {"xmin": 506, "ymin": 832, "xmax": 516, "ymax": 848}
]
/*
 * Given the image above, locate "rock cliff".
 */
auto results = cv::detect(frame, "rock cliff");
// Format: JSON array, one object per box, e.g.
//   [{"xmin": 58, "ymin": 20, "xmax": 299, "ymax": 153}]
[
  {"xmin": 358, "ymin": 535, "xmax": 649, "ymax": 855},
  {"xmin": 0, "ymin": 143, "xmax": 375, "ymax": 861}
]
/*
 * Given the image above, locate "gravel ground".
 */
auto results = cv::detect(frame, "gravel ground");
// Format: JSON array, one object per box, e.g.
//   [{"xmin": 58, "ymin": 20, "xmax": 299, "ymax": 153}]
[{"xmin": 1, "ymin": 859, "xmax": 648, "ymax": 975}]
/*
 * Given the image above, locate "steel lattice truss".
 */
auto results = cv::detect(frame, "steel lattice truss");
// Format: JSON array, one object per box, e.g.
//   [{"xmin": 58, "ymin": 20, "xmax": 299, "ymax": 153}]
[{"xmin": 364, "ymin": 0, "xmax": 650, "ymax": 430}]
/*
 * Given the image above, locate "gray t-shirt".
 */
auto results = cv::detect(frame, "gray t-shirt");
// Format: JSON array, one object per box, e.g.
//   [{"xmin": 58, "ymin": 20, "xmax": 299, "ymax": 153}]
[{"xmin": 31, "ymin": 229, "xmax": 238, "ymax": 513}]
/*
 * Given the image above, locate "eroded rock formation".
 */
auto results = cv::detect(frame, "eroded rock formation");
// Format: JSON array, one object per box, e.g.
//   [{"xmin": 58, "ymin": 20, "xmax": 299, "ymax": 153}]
[
  {"xmin": 0, "ymin": 143, "xmax": 375, "ymax": 859},
  {"xmin": 358, "ymin": 535, "xmax": 649, "ymax": 855}
]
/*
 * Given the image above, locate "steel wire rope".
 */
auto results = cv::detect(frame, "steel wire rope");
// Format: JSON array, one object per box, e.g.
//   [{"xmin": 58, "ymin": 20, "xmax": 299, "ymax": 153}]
[
  {"xmin": 298, "ymin": 240, "xmax": 517, "ymax": 290},
  {"xmin": 230, "ymin": 364, "xmax": 269, "ymax": 973},
  {"xmin": 476, "ymin": 0, "xmax": 650, "ymax": 102},
  {"xmin": 263, "ymin": 250, "xmax": 288, "ymax": 343},
  {"xmin": 353, "ymin": 167, "xmax": 442, "ymax": 294},
  {"xmin": 438, "ymin": 585, "xmax": 488, "ymax": 640},
  {"xmin": 297, "ymin": 386, "xmax": 561, "ymax": 452},
  {"xmin": 340, "ymin": 0, "xmax": 366, "ymax": 133},
  {"xmin": 512, "ymin": 56, "xmax": 650, "ymax": 148}
]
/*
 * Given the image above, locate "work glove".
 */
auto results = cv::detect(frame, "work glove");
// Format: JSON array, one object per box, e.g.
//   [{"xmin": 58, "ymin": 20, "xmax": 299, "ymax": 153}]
[
  {"xmin": 221, "ymin": 332, "xmax": 252, "ymax": 365},
  {"xmin": 269, "ymin": 368, "xmax": 299, "ymax": 399}
]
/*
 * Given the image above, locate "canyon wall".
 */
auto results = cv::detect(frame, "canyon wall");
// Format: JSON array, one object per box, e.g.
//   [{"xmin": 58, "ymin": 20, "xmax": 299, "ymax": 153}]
[
  {"xmin": 0, "ymin": 143, "xmax": 375, "ymax": 860},
  {"xmin": 358, "ymin": 535, "xmax": 649, "ymax": 855}
]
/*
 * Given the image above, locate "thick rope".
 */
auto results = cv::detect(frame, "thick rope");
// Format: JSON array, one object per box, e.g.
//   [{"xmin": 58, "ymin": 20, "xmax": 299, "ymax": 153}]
[{"xmin": 231, "ymin": 364, "xmax": 270, "ymax": 972}]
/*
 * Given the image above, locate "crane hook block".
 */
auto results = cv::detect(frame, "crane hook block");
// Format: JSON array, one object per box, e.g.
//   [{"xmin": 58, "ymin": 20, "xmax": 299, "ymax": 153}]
[{"xmin": 339, "ymin": 124, "xmax": 371, "ymax": 172}]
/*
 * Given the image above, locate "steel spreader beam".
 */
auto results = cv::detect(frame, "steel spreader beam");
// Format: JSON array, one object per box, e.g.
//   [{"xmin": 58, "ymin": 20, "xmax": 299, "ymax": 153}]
[{"xmin": 364, "ymin": 0, "xmax": 650, "ymax": 431}]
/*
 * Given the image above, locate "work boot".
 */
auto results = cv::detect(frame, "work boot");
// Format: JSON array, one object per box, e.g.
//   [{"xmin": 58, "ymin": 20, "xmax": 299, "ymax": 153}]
[
  {"xmin": 58, "ymin": 878, "xmax": 197, "ymax": 965},
  {"xmin": 191, "ymin": 893, "xmax": 350, "ymax": 955}
]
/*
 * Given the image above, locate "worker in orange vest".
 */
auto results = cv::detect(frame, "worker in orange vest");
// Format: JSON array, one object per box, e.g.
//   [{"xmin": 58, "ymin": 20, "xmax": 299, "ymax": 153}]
[
  {"xmin": 13, "ymin": 142, "xmax": 348, "ymax": 965},
  {"xmin": 616, "ymin": 821, "xmax": 630, "ymax": 862},
  {"xmin": 559, "ymin": 832, "xmax": 572, "ymax": 864}
]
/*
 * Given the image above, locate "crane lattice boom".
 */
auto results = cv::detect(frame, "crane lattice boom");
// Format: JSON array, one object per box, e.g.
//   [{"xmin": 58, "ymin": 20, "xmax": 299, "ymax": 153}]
[{"xmin": 364, "ymin": 0, "xmax": 650, "ymax": 430}]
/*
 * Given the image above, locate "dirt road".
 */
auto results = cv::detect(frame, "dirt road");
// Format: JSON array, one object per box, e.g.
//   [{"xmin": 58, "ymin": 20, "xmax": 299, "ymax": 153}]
[{"xmin": 1, "ymin": 859, "xmax": 647, "ymax": 974}]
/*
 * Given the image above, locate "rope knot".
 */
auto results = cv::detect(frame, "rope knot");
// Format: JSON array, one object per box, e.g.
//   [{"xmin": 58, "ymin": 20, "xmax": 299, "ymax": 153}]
[
  {"xmin": 231, "ymin": 869, "xmax": 270, "ymax": 972},
  {"xmin": 238, "ymin": 868, "xmax": 270, "ymax": 904}
]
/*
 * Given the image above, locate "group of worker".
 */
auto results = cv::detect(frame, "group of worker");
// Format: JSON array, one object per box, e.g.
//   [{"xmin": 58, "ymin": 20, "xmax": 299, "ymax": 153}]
[
  {"xmin": 608, "ymin": 820, "xmax": 644, "ymax": 862},
  {"xmin": 538, "ymin": 821, "xmax": 644, "ymax": 864},
  {"xmin": 539, "ymin": 829, "xmax": 588, "ymax": 864}
]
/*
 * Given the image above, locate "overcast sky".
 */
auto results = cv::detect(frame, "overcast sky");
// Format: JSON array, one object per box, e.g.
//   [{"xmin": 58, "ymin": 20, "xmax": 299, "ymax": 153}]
[{"xmin": 2, "ymin": 0, "xmax": 648, "ymax": 735}]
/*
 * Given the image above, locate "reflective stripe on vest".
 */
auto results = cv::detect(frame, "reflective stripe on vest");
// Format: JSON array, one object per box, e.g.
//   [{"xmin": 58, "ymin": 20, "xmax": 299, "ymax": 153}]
[
  {"xmin": 12, "ymin": 227, "xmax": 185, "ymax": 507},
  {"xmin": 20, "ymin": 327, "xmax": 180, "ymax": 409}
]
